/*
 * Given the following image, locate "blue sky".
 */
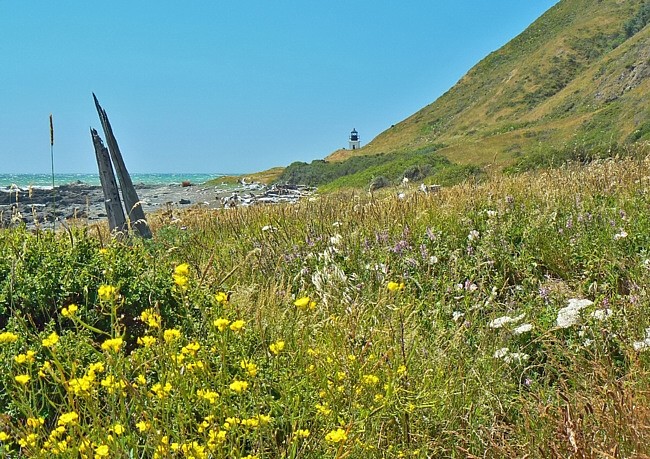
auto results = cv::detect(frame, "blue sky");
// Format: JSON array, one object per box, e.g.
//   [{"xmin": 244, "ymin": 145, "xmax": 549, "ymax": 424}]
[{"xmin": 1, "ymin": 1, "xmax": 559, "ymax": 174}]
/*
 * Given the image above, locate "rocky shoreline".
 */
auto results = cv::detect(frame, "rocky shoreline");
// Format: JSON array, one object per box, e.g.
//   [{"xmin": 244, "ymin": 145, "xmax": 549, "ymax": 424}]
[{"xmin": 0, "ymin": 182, "xmax": 315, "ymax": 229}]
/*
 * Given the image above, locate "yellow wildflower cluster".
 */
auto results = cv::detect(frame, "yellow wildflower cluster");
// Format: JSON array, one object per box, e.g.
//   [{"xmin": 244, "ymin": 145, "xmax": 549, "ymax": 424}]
[
  {"xmin": 294, "ymin": 296, "xmax": 317, "ymax": 310},
  {"xmin": 42, "ymin": 331, "xmax": 59, "ymax": 348},
  {"xmin": 163, "ymin": 328, "xmax": 181, "ymax": 343},
  {"xmin": 173, "ymin": 263, "xmax": 190, "ymax": 290},
  {"xmin": 325, "ymin": 427, "xmax": 348, "ymax": 443},
  {"xmin": 229, "ymin": 379, "xmax": 248, "ymax": 393},
  {"xmin": 61, "ymin": 303, "xmax": 78, "ymax": 317},
  {"xmin": 98, "ymin": 284, "xmax": 118, "ymax": 302},
  {"xmin": 151, "ymin": 382, "xmax": 173, "ymax": 399},
  {"xmin": 137, "ymin": 335, "xmax": 157, "ymax": 347},
  {"xmin": 101, "ymin": 375, "xmax": 127, "ymax": 394},
  {"xmin": 240, "ymin": 359, "xmax": 258, "ymax": 377},
  {"xmin": 101, "ymin": 337, "xmax": 123, "ymax": 353},
  {"xmin": 0, "ymin": 331, "xmax": 19, "ymax": 343},
  {"xmin": 387, "ymin": 281, "xmax": 406, "ymax": 292},
  {"xmin": 57, "ymin": 411, "xmax": 79, "ymax": 426},
  {"xmin": 215, "ymin": 291, "xmax": 229, "ymax": 305},
  {"xmin": 15, "ymin": 350, "xmax": 36, "ymax": 364},
  {"xmin": 197, "ymin": 389, "xmax": 219, "ymax": 404},
  {"xmin": 229, "ymin": 320, "xmax": 245, "ymax": 333},
  {"xmin": 269, "ymin": 340, "xmax": 285, "ymax": 355},
  {"xmin": 140, "ymin": 308, "xmax": 161, "ymax": 328}
]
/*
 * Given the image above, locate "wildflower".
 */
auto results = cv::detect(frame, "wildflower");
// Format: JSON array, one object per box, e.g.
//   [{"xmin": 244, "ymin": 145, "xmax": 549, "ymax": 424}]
[
  {"xmin": 18, "ymin": 433, "xmax": 38, "ymax": 448},
  {"xmin": 325, "ymin": 428, "xmax": 348, "ymax": 443},
  {"xmin": 452, "ymin": 311, "xmax": 465, "ymax": 322},
  {"xmin": 61, "ymin": 304, "xmax": 78, "ymax": 317},
  {"xmin": 57, "ymin": 411, "xmax": 79, "ymax": 426},
  {"xmin": 387, "ymin": 281, "xmax": 405, "ymax": 292},
  {"xmin": 240, "ymin": 359, "xmax": 258, "ymax": 377},
  {"xmin": 15, "ymin": 374, "xmax": 30, "ymax": 385},
  {"xmin": 98, "ymin": 285, "xmax": 118, "ymax": 301},
  {"xmin": 26, "ymin": 417, "xmax": 44, "ymax": 429},
  {"xmin": 269, "ymin": 340, "xmax": 285, "ymax": 355},
  {"xmin": 137, "ymin": 335, "xmax": 157, "ymax": 347},
  {"xmin": 112, "ymin": 424, "xmax": 124, "ymax": 435},
  {"xmin": 0, "ymin": 432, "xmax": 10, "ymax": 442},
  {"xmin": 38, "ymin": 360, "xmax": 51, "ymax": 378},
  {"xmin": 362, "ymin": 374, "xmax": 380, "ymax": 385},
  {"xmin": 591, "ymin": 309, "xmax": 612, "ymax": 321},
  {"xmin": 229, "ymin": 320, "xmax": 245, "ymax": 332},
  {"xmin": 95, "ymin": 444, "xmax": 110, "ymax": 457},
  {"xmin": 556, "ymin": 298, "xmax": 593, "ymax": 328},
  {"xmin": 0, "ymin": 331, "xmax": 19, "ymax": 343},
  {"xmin": 197, "ymin": 389, "xmax": 219, "ymax": 404},
  {"xmin": 488, "ymin": 313, "xmax": 525, "ymax": 329},
  {"xmin": 151, "ymin": 382, "xmax": 172, "ymax": 398},
  {"xmin": 613, "ymin": 229, "xmax": 628, "ymax": 240},
  {"xmin": 163, "ymin": 328, "xmax": 181, "ymax": 342},
  {"xmin": 230, "ymin": 380, "xmax": 248, "ymax": 393},
  {"xmin": 15, "ymin": 350, "xmax": 36, "ymax": 364},
  {"xmin": 174, "ymin": 263, "xmax": 190, "ymax": 277},
  {"xmin": 173, "ymin": 274, "xmax": 189, "ymax": 289},
  {"xmin": 397, "ymin": 365, "xmax": 407, "ymax": 375},
  {"xmin": 633, "ymin": 327, "xmax": 650, "ymax": 351},
  {"xmin": 214, "ymin": 318, "xmax": 231, "ymax": 332},
  {"xmin": 295, "ymin": 429, "xmax": 310, "ymax": 439},
  {"xmin": 513, "ymin": 323, "xmax": 534, "ymax": 335},
  {"xmin": 467, "ymin": 230, "xmax": 480, "ymax": 241},
  {"xmin": 136, "ymin": 421, "xmax": 150, "ymax": 432},
  {"xmin": 181, "ymin": 341, "xmax": 200, "ymax": 355},
  {"xmin": 294, "ymin": 296, "xmax": 316, "ymax": 310},
  {"xmin": 215, "ymin": 291, "xmax": 229, "ymax": 304},
  {"xmin": 101, "ymin": 375, "xmax": 127, "ymax": 394},
  {"xmin": 315, "ymin": 403, "xmax": 332, "ymax": 415},
  {"xmin": 42, "ymin": 331, "xmax": 59, "ymax": 347},
  {"xmin": 140, "ymin": 309, "xmax": 161, "ymax": 328},
  {"xmin": 101, "ymin": 337, "xmax": 123, "ymax": 353}
]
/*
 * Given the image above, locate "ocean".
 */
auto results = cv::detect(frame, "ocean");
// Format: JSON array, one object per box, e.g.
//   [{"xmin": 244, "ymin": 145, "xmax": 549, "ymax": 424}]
[{"xmin": 0, "ymin": 173, "xmax": 232, "ymax": 190}]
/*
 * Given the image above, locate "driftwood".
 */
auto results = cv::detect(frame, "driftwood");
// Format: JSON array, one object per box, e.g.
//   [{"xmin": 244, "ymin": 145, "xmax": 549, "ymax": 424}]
[
  {"xmin": 92, "ymin": 94, "xmax": 152, "ymax": 238},
  {"xmin": 91, "ymin": 128, "xmax": 126, "ymax": 233}
]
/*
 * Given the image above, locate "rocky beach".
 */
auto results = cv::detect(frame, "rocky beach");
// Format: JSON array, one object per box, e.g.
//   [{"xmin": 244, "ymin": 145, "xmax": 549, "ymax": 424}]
[{"xmin": 0, "ymin": 181, "xmax": 316, "ymax": 229}]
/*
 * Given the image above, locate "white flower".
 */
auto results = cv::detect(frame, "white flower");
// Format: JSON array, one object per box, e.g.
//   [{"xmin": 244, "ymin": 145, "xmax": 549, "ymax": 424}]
[
  {"xmin": 613, "ymin": 229, "xmax": 628, "ymax": 240},
  {"xmin": 452, "ymin": 311, "xmax": 465, "ymax": 322},
  {"xmin": 633, "ymin": 328, "xmax": 650, "ymax": 351},
  {"xmin": 486, "ymin": 210, "xmax": 497, "ymax": 218},
  {"xmin": 262, "ymin": 225, "xmax": 276, "ymax": 232},
  {"xmin": 504, "ymin": 352, "xmax": 529, "ymax": 364},
  {"xmin": 489, "ymin": 313, "xmax": 525, "ymax": 329},
  {"xmin": 513, "ymin": 323, "xmax": 533, "ymax": 335},
  {"xmin": 330, "ymin": 234, "xmax": 342, "ymax": 245},
  {"xmin": 591, "ymin": 309, "xmax": 612, "ymax": 321},
  {"xmin": 493, "ymin": 348, "xmax": 509, "ymax": 359},
  {"xmin": 428, "ymin": 256, "xmax": 438, "ymax": 265},
  {"xmin": 332, "ymin": 221, "xmax": 342, "ymax": 227},
  {"xmin": 556, "ymin": 298, "xmax": 593, "ymax": 328},
  {"xmin": 467, "ymin": 230, "xmax": 480, "ymax": 241}
]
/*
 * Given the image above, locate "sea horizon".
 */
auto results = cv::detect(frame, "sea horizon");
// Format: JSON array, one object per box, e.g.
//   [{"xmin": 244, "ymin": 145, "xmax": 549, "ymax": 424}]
[{"xmin": 0, "ymin": 172, "xmax": 239, "ymax": 189}]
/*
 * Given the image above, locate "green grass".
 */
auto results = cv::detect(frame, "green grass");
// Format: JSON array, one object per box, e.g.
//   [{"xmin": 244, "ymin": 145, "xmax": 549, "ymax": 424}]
[{"xmin": 1, "ymin": 157, "xmax": 650, "ymax": 457}]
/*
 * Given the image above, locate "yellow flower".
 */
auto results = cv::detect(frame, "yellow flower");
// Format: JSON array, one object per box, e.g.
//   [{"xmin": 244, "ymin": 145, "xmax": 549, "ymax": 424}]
[
  {"xmin": 295, "ymin": 429, "xmax": 310, "ymax": 439},
  {"xmin": 173, "ymin": 274, "xmax": 189, "ymax": 289},
  {"xmin": 213, "ymin": 318, "xmax": 231, "ymax": 332},
  {"xmin": 293, "ymin": 296, "xmax": 315, "ymax": 310},
  {"xmin": 99, "ymin": 248, "xmax": 108, "ymax": 255},
  {"xmin": 362, "ymin": 374, "xmax": 380, "ymax": 385},
  {"xmin": 0, "ymin": 431, "xmax": 10, "ymax": 442},
  {"xmin": 101, "ymin": 337, "xmax": 123, "ymax": 353},
  {"xmin": 240, "ymin": 359, "xmax": 258, "ymax": 377},
  {"xmin": 98, "ymin": 284, "xmax": 118, "ymax": 301},
  {"xmin": 315, "ymin": 403, "xmax": 332, "ymax": 416},
  {"xmin": 0, "ymin": 331, "xmax": 19, "ymax": 343},
  {"xmin": 15, "ymin": 374, "xmax": 30, "ymax": 385},
  {"xmin": 140, "ymin": 309, "xmax": 161, "ymax": 328},
  {"xmin": 197, "ymin": 389, "xmax": 219, "ymax": 404},
  {"xmin": 325, "ymin": 428, "xmax": 348, "ymax": 443},
  {"xmin": 42, "ymin": 331, "xmax": 59, "ymax": 347},
  {"xmin": 215, "ymin": 291, "xmax": 229, "ymax": 305},
  {"xmin": 151, "ymin": 382, "xmax": 172, "ymax": 398},
  {"xmin": 95, "ymin": 444, "xmax": 110, "ymax": 457},
  {"xmin": 26, "ymin": 417, "xmax": 44, "ymax": 428},
  {"xmin": 39, "ymin": 360, "xmax": 52, "ymax": 378},
  {"xmin": 269, "ymin": 340, "xmax": 285, "ymax": 355},
  {"xmin": 137, "ymin": 335, "xmax": 157, "ymax": 347},
  {"xmin": 229, "ymin": 380, "xmax": 248, "ymax": 393},
  {"xmin": 163, "ymin": 328, "xmax": 181, "ymax": 342},
  {"xmin": 136, "ymin": 421, "xmax": 150, "ymax": 432},
  {"xmin": 229, "ymin": 320, "xmax": 245, "ymax": 332},
  {"xmin": 387, "ymin": 281, "xmax": 405, "ymax": 292},
  {"xmin": 174, "ymin": 263, "xmax": 190, "ymax": 277},
  {"xmin": 257, "ymin": 414, "xmax": 272, "ymax": 425},
  {"xmin": 112, "ymin": 424, "xmax": 124, "ymax": 435},
  {"xmin": 57, "ymin": 411, "xmax": 79, "ymax": 426},
  {"xmin": 14, "ymin": 350, "xmax": 36, "ymax": 364},
  {"xmin": 181, "ymin": 341, "xmax": 200, "ymax": 355},
  {"xmin": 61, "ymin": 303, "xmax": 78, "ymax": 317}
]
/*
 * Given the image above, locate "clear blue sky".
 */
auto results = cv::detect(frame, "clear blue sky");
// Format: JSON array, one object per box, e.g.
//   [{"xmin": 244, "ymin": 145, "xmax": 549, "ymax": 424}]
[{"xmin": 1, "ymin": 1, "xmax": 559, "ymax": 174}]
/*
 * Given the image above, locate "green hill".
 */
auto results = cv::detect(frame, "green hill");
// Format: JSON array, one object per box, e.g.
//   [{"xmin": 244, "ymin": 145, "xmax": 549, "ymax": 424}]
[{"xmin": 320, "ymin": 0, "xmax": 650, "ymax": 175}]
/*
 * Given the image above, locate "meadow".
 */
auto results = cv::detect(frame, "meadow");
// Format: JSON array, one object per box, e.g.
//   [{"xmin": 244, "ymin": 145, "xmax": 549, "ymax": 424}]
[{"xmin": 1, "ymin": 156, "xmax": 650, "ymax": 458}]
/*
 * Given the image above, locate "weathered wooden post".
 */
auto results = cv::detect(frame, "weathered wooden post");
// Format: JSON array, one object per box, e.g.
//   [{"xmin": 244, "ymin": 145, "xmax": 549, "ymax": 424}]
[
  {"xmin": 91, "ymin": 128, "xmax": 127, "ymax": 233},
  {"xmin": 93, "ymin": 94, "xmax": 152, "ymax": 239}
]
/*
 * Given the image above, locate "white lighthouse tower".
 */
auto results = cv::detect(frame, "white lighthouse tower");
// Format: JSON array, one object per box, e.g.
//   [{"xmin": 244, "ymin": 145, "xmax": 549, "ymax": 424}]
[{"xmin": 349, "ymin": 128, "xmax": 360, "ymax": 150}]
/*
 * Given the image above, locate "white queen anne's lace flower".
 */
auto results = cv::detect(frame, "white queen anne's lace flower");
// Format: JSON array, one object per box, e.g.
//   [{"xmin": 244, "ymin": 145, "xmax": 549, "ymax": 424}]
[
  {"xmin": 513, "ymin": 323, "xmax": 533, "ymax": 335},
  {"xmin": 556, "ymin": 298, "xmax": 593, "ymax": 328},
  {"xmin": 633, "ymin": 328, "xmax": 650, "ymax": 351},
  {"xmin": 489, "ymin": 313, "xmax": 525, "ymax": 329}
]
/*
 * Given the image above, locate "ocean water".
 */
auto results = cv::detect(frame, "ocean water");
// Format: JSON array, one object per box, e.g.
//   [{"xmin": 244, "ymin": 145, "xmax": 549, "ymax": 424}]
[{"xmin": 0, "ymin": 173, "xmax": 232, "ymax": 189}]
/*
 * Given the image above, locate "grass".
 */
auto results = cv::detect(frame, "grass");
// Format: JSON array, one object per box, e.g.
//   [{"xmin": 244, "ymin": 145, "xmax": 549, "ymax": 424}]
[{"xmin": 1, "ymin": 156, "xmax": 650, "ymax": 457}]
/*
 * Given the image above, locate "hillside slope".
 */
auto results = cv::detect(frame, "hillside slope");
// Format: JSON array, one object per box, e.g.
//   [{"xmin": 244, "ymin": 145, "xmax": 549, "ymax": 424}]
[{"xmin": 328, "ymin": 0, "xmax": 650, "ymax": 166}]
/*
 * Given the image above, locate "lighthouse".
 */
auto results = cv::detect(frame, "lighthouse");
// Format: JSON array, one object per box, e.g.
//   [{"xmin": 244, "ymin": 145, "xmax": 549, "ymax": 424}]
[{"xmin": 349, "ymin": 128, "xmax": 360, "ymax": 150}]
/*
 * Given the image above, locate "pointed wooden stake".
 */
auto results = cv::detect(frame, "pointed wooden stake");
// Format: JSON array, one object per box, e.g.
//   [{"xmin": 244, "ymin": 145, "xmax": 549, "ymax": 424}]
[
  {"xmin": 91, "ymin": 128, "xmax": 127, "ymax": 234},
  {"xmin": 93, "ymin": 94, "xmax": 152, "ymax": 238}
]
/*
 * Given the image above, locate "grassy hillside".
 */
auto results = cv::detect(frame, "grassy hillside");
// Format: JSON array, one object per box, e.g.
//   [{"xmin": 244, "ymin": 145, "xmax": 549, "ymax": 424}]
[
  {"xmin": 2, "ymin": 157, "xmax": 650, "ymax": 456},
  {"xmin": 331, "ymin": 0, "xmax": 650, "ymax": 169}
]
